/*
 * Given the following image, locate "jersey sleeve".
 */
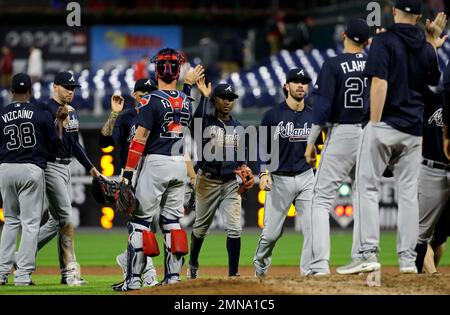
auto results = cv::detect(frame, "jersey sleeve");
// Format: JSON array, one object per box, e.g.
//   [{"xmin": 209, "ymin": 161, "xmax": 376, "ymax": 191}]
[
  {"xmin": 136, "ymin": 95, "xmax": 157, "ymax": 131},
  {"xmin": 365, "ymin": 36, "xmax": 390, "ymax": 80},
  {"xmin": 425, "ymin": 43, "xmax": 440, "ymax": 86},
  {"xmin": 313, "ymin": 60, "xmax": 337, "ymax": 100}
]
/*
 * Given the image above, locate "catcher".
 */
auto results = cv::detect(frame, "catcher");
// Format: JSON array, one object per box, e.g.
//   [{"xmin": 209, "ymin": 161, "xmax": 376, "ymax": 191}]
[{"xmin": 187, "ymin": 77, "xmax": 254, "ymax": 279}]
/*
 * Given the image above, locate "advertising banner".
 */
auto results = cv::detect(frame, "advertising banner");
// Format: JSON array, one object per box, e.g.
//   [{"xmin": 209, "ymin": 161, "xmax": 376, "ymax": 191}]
[{"xmin": 90, "ymin": 25, "xmax": 182, "ymax": 70}]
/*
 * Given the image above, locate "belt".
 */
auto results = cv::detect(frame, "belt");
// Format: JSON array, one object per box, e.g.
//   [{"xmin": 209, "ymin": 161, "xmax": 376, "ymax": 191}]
[
  {"xmin": 422, "ymin": 159, "xmax": 450, "ymax": 171},
  {"xmin": 199, "ymin": 169, "xmax": 236, "ymax": 182},
  {"xmin": 53, "ymin": 158, "xmax": 72, "ymax": 165},
  {"xmin": 332, "ymin": 122, "xmax": 363, "ymax": 126},
  {"xmin": 272, "ymin": 170, "xmax": 303, "ymax": 177}
]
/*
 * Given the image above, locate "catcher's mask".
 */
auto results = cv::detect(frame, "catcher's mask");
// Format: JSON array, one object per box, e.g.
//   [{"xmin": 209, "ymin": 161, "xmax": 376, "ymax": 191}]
[{"xmin": 153, "ymin": 48, "xmax": 182, "ymax": 84}]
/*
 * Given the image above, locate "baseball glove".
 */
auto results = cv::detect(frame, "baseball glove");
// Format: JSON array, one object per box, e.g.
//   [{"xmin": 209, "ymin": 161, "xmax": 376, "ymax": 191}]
[
  {"xmin": 184, "ymin": 182, "xmax": 195, "ymax": 213},
  {"xmin": 91, "ymin": 176, "xmax": 119, "ymax": 204},
  {"xmin": 115, "ymin": 182, "xmax": 139, "ymax": 216},
  {"xmin": 56, "ymin": 105, "xmax": 69, "ymax": 121},
  {"xmin": 234, "ymin": 165, "xmax": 254, "ymax": 195}
]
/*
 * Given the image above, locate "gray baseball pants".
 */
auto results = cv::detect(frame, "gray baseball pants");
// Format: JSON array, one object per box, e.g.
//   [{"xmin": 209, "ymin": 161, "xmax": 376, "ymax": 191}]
[
  {"xmin": 354, "ymin": 121, "xmax": 421, "ymax": 268},
  {"xmin": 417, "ymin": 163, "xmax": 450, "ymax": 244},
  {"xmin": 0, "ymin": 163, "xmax": 45, "ymax": 284},
  {"xmin": 309, "ymin": 124, "xmax": 362, "ymax": 274},
  {"xmin": 193, "ymin": 170, "xmax": 242, "ymax": 239},
  {"xmin": 38, "ymin": 162, "xmax": 78, "ymax": 277},
  {"xmin": 254, "ymin": 169, "xmax": 314, "ymax": 276}
]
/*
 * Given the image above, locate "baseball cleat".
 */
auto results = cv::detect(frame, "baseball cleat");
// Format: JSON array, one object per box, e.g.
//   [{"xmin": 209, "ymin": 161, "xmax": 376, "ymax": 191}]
[
  {"xmin": 337, "ymin": 259, "xmax": 381, "ymax": 275},
  {"xmin": 61, "ymin": 277, "xmax": 88, "ymax": 286},
  {"xmin": 309, "ymin": 271, "xmax": 330, "ymax": 277},
  {"xmin": 399, "ymin": 266, "xmax": 418, "ymax": 274},
  {"xmin": 14, "ymin": 281, "xmax": 35, "ymax": 286},
  {"xmin": 0, "ymin": 276, "xmax": 8, "ymax": 285},
  {"xmin": 142, "ymin": 274, "xmax": 159, "ymax": 287},
  {"xmin": 186, "ymin": 264, "xmax": 199, "ymax": 279}
]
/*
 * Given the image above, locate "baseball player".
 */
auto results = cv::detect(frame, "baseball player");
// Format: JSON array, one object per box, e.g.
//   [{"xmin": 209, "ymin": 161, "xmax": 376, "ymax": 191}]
[
  {"xmin": 101, "ymin": 67, "xmax": 204, "ymax": 288},
  {"xmin": 414, "ymin": 86, "xmax": 450, "ymax": 273},
  {"xmin": 36, "ymin": 71, "xmax": 101, "ymax": 285},
  {"xmin": 99, "ymin": 79, "xmax": 160, "ymax": 288},
  {"xmin": 254, "ymin": 68, "xmax": 315, "ymax": 277},
  {"xmin": 187, "ymin": 77, "xmax": 253, "ymax": 279},
  {"xmin": 113, "ymin": 48, "xmax": 193, "ymax": 291},
  {"xmin": 304, "ymin": 18, "xmax": 370, "ymax": 276},
  {"xmin": 337, "ymin": 1, "xmax": 445, "ymax": 274},
  {"xmin": 0, "ymin": 73, "xmax": 60, "ymax": 286}
]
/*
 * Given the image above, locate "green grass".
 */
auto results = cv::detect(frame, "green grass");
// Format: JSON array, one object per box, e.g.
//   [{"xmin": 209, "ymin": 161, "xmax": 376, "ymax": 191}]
[
  {"xmin": 27, "ymin": 229, "xmax": 450, "ymax": 267},
  {"xmin": 1, "ymin": 229, "xmax": 448, "ymax": 295}
]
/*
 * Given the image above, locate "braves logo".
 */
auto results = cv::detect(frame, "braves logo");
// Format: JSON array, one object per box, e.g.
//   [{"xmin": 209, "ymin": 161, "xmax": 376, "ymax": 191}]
[{"xmin": 428, "ymin": 108, "xmax": 443, "ymax": 127}]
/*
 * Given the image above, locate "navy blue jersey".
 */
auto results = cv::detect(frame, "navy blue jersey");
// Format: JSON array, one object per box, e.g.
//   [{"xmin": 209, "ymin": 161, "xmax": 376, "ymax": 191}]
[
  {"xmin": 99, "ymin": 84, "xmax": 193, "ymax": 168},
  {"xmin": 313, "ymin": 53, "xmax": 369, "ymax": 125},
  {"xmin": 364, "ymin": 24, "xmax": 440, "ymax": 136},
  {"xmin": 136, "ymin": 90, "xmax": 192, "ymax": 156},
  {"xmin": 40, "ymin": 99, "xmax": 94, "ymax": 170},
  {"xmin": 259, "ymin": 101, "xmax": 313, "ymax": 174},
  {"xmin": 0, "ymin": 102, "xmax": 59, "ymax": 169},
  {"xmin": 192, "ymin": 96, "xmax": 245, "ymax": 176},
  {"xmin": 422, "ymin": 88, "xmax": 448, "ymax": 163}
]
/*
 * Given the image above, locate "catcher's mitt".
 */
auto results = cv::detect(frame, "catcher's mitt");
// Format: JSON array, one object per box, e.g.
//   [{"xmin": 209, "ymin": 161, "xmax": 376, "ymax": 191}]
[
  {"xmin": 234, "ymin": 165, "xmax": 254, "ymax": 195},
  {"xmin": 115, "ymin": 182, "xmax": 139, "ymax": 216},
  {"xmin": 91, "ymin": 176, "xmax": 119, "ymax": 204}
]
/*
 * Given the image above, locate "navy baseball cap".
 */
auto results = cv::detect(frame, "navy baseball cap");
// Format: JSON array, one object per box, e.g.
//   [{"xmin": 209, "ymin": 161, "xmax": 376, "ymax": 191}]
[
  {"xmin": 345, "ymin": 18, "xmax": 370, "ymax": 44},
  {"xmin": 212, "ymin": 83, "xmax": 239, "ymax": 99},
  {"xmin": 54, "ymin": 71, "xmax": 81, "ymax": 88},
  {"xmin": 395, "ymin": 0, "xmax": 422, "ymax": 15},
  {"xmin": 286, "ymin": 68, "xmax": 312, "ymax": 84},
  {"xmin": 11, "ymin": 73, "xmax": 32, "ymax": 93},
  {"xmin": 134, "ymin": 78, "xmax": 157, "ymax": 93}
]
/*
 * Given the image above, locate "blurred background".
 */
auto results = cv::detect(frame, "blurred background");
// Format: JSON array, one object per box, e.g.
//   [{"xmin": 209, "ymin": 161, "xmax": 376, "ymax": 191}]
[{"xmin": 0, "ymin": 0, "xmax": 449, "ymax": 230}]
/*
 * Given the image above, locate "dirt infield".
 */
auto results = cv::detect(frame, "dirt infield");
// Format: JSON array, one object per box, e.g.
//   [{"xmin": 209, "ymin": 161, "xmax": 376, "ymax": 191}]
[{"xmin": 36, "ymin": 266, "xmax": 450, "ymax": 295}]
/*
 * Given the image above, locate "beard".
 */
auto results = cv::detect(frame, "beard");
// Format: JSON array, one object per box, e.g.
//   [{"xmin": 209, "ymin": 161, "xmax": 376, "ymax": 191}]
[{"xmin": 290, "ymin": 91, "xmax": 305, "ymax": 102}]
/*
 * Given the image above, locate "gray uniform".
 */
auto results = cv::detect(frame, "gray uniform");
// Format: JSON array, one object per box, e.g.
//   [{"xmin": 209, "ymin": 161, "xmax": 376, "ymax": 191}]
[{"xmin": 0, "ymin": 99, "xmax": 59, "ymax": 285}]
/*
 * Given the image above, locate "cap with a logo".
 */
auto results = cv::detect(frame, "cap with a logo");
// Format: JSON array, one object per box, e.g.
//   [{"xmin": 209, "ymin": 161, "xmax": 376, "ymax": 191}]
[
  {"xmin": 286, "ymin": 68, "xmax": 312, "ymax": 84},
  {"xmin": 212, "ymin": 83, "xmax": 239, "ymax": 99},
  {"xmin": 54, "ymin": 71, "xmax": 81, "ymax": 87},
  {"xmin": 395, "ymin": 0, "xmax": 422, "ymax": 15},
  {"xmin": 345, "ymin": 18, "xmax": 370, "ymax": 44},
  {"xmin": 11, "ymin": 73, "xmax": 32, "ymax": 93},
  {"xmin": 134, "ymin": 78, "xmax": 157, "ymax": 93}
]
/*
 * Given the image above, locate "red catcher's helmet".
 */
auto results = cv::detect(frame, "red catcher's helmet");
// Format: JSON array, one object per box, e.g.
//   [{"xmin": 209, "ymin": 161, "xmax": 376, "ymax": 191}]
[{"xmin": 152, "ymin": 48, "xmax": 183, "ymax": 84}]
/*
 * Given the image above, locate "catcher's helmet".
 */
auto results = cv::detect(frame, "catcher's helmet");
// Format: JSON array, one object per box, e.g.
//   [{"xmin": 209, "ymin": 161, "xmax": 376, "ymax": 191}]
[{"xmin": 152, "ymin": 48, "xmax": 183, "ymax": 84}]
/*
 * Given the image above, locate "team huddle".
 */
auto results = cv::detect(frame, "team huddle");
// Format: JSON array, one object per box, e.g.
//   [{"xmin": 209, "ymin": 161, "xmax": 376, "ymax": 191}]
[{"xmin": 1, "ymin": 0, "xmax": 450, "ymax": 290}]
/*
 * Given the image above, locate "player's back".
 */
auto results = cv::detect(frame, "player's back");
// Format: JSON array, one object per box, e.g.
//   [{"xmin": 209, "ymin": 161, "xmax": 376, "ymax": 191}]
[
  {"xmin": 136, "ymin": 90, "xmax": 192, "ymax": 156},
  {"xmin": 315, "ymin": 53, "xmax": 369, "ymax": 124},
  {"xmin": 0, "ymin": 101, "xmax": 57, "ymax": 169}
]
